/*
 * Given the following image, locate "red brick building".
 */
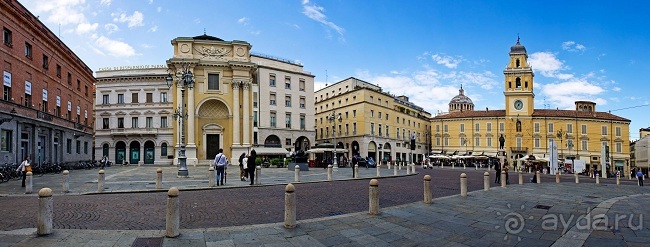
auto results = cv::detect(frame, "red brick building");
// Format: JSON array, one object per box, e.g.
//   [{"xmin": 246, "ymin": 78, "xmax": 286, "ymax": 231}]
[{"xmin": 1, "ymin": 0, "xmax": 94, "ymax": 165}]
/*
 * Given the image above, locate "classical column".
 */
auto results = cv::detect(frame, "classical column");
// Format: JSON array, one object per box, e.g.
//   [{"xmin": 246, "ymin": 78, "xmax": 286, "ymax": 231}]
[
  {"xmin": 232, "ymin": 81, "xmax": 241, "ymax": 146},
  {"xmin": 242, "ymin": 82, "xmax": 250, "ymax": 146},
  {"xmin": 187, "ymin": 86, "xmax": 196, "ymax": 146},
  {"xmin": 176, "ymin": 85, "xmax": 182, "ymax": 149}
]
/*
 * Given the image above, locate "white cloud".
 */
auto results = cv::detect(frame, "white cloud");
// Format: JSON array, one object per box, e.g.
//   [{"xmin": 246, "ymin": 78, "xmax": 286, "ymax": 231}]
[
  {"xmin": 194, "ymin": 18, "xmax": 201, "ymax": 24},
  {"xmin": 100, "ymin": 0, "xmax": 111, "ymax": 6},
  {"xmin": 112, "ymin": 11, "xmax": 144, "ymax": 28},
  {"xmin": 29, "ymin": 0, "xmax": 87, "ymax": 26},
  {"xmin": 238, "ymin": 17, "xmax": 249, "ymax": 25},
  {"xmin": 431, "ymin": 54, "xmax": 462, "ymax": 69},
  {"xmin": 75, "ymin": 22, "xmax": 98, "ymax": 34},
  {"xmin": 104, "ymin": 23, "xmax": 119, "ymax": 34},
  {"xmin": 157, "ymin": 7, "xmax": 162, "ymax": 12},
  {"xmin": 250, "ymin": 30, "xmax": 261, "ymax": 35},
  {"xmin": 148, "ymin": 0, "xmax": 154, "ymax": 4},
  {"xmin": 302, "ymin": 0, "xmax": 345, "ymax": 40},
  {"xmin": 561, "ymin": 41, "xmax": 586, "ymax": 52},
  {"xmin": 528, "ymin": 52, "xmax": 566, "ymax": 78},
  {"xmin": 539, "ymin": 78, "xmax": 606, "ymax": 109},
  {"xmin": 612, "ymin": 87, "xmax": 621, "ymax": 92},
  {"xmin": 94, "ymin": 36, "xmax": 136, "ymax": 57},
  {"xmin": 148, "ymin": 25, "xmax": 158, "ymax": 32}
]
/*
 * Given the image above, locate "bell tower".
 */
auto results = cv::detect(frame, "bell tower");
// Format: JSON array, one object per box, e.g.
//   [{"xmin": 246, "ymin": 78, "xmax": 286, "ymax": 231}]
[{"xmin": 503, "ymin": 37, "xmax": 535, "ymax": 117}]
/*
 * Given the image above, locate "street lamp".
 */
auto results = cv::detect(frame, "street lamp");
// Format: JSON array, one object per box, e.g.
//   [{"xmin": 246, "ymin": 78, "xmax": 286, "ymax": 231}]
[
  {"xmin": 327, "ymin": 111, "xmax": 342, "ymax": 168},
  {"xmin": 166, "ymin": 61, "xmax": 194, "ymax": 178}
]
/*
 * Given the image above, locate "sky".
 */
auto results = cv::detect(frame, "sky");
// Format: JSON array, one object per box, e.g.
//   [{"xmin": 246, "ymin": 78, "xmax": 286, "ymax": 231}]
[{"xmin": 20, "ymin": 0, "xmax": 650, "ymax": 141}]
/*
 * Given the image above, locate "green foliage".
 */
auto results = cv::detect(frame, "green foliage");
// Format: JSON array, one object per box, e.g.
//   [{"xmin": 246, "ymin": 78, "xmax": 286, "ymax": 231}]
[
  {"xmin": 270, "ymin": 158, "xmax": 283, "ymax": 165},
  {"xmin": 255, "ymin": 157, "xmax": 262, "ymax": 166}
]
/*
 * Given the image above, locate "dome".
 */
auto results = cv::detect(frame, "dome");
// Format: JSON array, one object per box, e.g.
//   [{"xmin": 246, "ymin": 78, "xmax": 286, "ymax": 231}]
[
  {"xmin": 510, "ymin": 37, "xmax": 527, "ymax": 54},
  {"xmin": 449, "ymin": 87, "xmax": 473, "ymax": 104}
]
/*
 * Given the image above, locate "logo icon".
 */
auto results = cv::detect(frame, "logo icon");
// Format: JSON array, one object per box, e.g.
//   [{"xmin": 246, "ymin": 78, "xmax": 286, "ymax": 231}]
[{"xmin": 495, "ymin": 203, "xmax": 533, "ymax": 241}]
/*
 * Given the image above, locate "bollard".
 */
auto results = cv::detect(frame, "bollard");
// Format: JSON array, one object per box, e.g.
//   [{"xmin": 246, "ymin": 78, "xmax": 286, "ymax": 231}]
[
  {"xmin": 165, "ymin": 187, "xmax": 180, "ymax": 238},
  {"xmin": 393, "ymin": 163, "xmax": 398, "ymax": 176},
  {"xmin": 412, "ymin": 164, "xmax": 416, "ymax": 174},
  {"xmin": 407, "ymin": 165, "xmax": 411, "ymax": 175},
  {"xmin": 575, "ymin": 173, "xmax": 580, "ymax": 184},
  {"xmin": 460, "ymin": 173, "xmax": 467, "ymax": 197},
  {"xmin": 528, "ymin": 167, "xmax": 532, "ymax": 173},
  {"xmin": 424, "ymin": 175, "xmax": 432, "ymax": 204},
  {"xmin": 399, "ymin": 163, "xmax": 402, "ymax": 170},
  {"xmin": 37, "ymin": 188, "xmax": 53, "ymax": 235},
  {"xmin": 284, "ymin": 183, "xmax": 296, "ymax": 228},
  {"xmin": 616, "ymin": 174, "xmax": 620, "ymax": 185},
  {"xmin": 156, "ymin": 168, "xmax": 163, "ymax": 189},
  {"xmin": 484, "ymin": 172, "xmax": 490, "ymax": 191},
  {"xmin": 536, "ymin": 171, "xmax": 541, "ymax": 184},
  {"xmin": 62, "ymin": 170, "xmax": 70, "ymax": 193},
  {"xmin": 256, "ymin": 166, "xmax": 261, "ymax": 185},
  {"xmin": 26, "ymin": 172, "xmax": 33, "ymax": 194},
  {"xmin": 387, "ymin": 162, "xmax": 391, "ymax": 170},
  {"xmin": 463, "ymin": 163, "xmax": 466, "ymax": 169},
  {"xmin": 354, "ymin": 165, "xmax": 359, "ymax": 178},
  {"xmin": 208, "ymin": 167, "xmax": 215, "ymax": 187},
  {"xmin": 369, "ymin": 179, "xmax": 379, "ymax": 215},
  {"xmin": 294, "ymin": 165, "xmax": 300, "ymax": 182},
  {"xmin": 327, "ymin": 165, "xmax": 333, "ymax": 181},
  {"xmin": 501, "ymin": 171, "xmax": 506, "ymax": 188},
  {"xmin": 452, "ymin": 163, "xmax": 455, "ymax": 169},
  {"xmin": 518, "ymin": 171, "xmax": 523, "ymax": 185},
  {"xmin": 596, "ymin": 175, "xmax": 600, "ymax": 184},
  {"xmin": 556, "ymin": 173, "xmax": 560, "ymax": 184},
  {"xmin": 98, "ymin": 170, "xmax": 105, "ymax": 193},
  {"xmin": 376, "ymin": 164, "xmax": 380, "ymax": 177}
]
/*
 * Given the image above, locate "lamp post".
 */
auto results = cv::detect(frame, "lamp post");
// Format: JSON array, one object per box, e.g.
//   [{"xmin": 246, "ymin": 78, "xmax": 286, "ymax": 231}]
[
  {"xmin": 327, "ymin": 111, "xmax": 342, "ymax": 168},
  {"xmin": 166, "ymin": 61, "xmax": 194, "ymax": 178}
]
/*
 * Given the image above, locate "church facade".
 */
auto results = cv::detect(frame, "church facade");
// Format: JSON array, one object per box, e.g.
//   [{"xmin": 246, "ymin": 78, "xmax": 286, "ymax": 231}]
[{"xmin": 431, "ymin": 39, "xmax": 631, "ymax": 176}]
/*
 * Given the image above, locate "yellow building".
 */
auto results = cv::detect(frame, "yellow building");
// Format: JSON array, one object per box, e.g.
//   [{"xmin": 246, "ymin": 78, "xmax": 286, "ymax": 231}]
[
  {"xmin": 431, "ymin": 39, "xmax": 631, "ymax": 176},
  {"xmin": 167, "ymin": 34, "xmax": 256, "ymax": 165},
  {"xmin": 314, "ymin": 78, "xmax": 431, "ymax": 165}
]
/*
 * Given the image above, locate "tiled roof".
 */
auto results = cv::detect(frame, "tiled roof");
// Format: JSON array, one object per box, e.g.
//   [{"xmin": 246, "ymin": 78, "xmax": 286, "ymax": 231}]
[{"xmin": 432, "ymin": 109, "xmax": 630, "ymax": 122}]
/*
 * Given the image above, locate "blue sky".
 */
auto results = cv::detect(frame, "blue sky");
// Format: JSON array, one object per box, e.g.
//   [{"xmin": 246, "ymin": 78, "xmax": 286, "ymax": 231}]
[{"xmin": 21, "ymin": 0, "xmax": 650, "ymax": 140}]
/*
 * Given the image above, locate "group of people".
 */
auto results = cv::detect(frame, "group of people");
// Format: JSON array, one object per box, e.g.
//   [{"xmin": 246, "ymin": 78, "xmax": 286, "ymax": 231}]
[
  {"xmin": 494, "ymin": 162, "xmax": 510, "ymax": 184},
  {"xmin": 212, "ymin": 148, "xmax": 258, "ymax": 186}
]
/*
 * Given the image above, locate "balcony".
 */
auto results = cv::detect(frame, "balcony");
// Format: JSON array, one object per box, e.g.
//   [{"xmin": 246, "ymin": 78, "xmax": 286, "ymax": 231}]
[{"xmin": 111, "ymin": 128, "xmax": 158, "ymax": 136}]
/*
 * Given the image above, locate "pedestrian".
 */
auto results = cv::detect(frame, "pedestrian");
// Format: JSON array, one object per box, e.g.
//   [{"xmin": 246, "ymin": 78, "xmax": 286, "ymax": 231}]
[
  {"xmin": 247, "ymin": 149, "xmax": 257, "ymax": 185},
  {"xmin": 242, "ymin": 154, "xmax": 248, "ymax": 181},
  {"xmin": 213, "ymin": 149, "xmax": 228, "ymax": 186},
  {"xmin": 494, "ymin": 161, "xmax": 502, "ymax": 184},
  {"xmin": 100, "ymin": 156, "xmax": 108, "ymax": 169},
  {"xmin": 504, "ymin": 164, "xmax": 509, "ymax": 184},
  {"xmin": 238, "ymin": 153, "xmax": 246, "ymax": 181},
  {"xmin": 352, "ymin": 156, "xmax": 358, "ymax": 178},
  {"xmin": 637, "ymin": 169, "xmax": 644, "ymax": 187},
  {"xmin": 16, "ymin": 156, "xmax": 31, "ymax": 187}
]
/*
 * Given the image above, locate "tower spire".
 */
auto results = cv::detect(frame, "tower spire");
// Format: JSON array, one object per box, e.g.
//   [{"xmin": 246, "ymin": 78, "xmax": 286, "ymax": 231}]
[{"xmin": 517, "ymin": 34, "xmax": 520, "ymax": 44}]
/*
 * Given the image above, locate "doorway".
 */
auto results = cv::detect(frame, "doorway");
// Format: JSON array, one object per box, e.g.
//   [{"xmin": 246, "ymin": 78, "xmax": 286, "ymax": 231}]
[
  {"xmin": 130, "ymin": 141, "xmax": 140, "ymax": 165},
  {"xmin": 144, "ymin": 141, "xmax": 155, "ymax": 164},
  {"xmin": 206, "ymin": 134, "xmax": 220, "ymax": 160}
]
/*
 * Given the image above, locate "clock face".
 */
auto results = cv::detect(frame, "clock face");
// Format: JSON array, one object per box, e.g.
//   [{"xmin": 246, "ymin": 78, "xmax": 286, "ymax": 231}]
[{"xmin": 514, "ymin": 100, "xmax": 523, "ymax": 110}]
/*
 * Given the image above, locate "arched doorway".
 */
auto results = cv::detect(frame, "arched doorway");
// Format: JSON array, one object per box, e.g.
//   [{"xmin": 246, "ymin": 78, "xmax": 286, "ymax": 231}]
[
  {"xmin": 264, "ymin": 135, "xmax": 282, "ymax": 147},
  {"xmin": 102, "ymin": 143, "xmax": 109, "ymax": 157},
  {"xmin": 144, "ymin": 141, "xmax": 155, "ymax": 164},
  {"xmin": 351, "ymin": 141, "xmax": 360, "ymax": 155},
  {"xmin": 368, "ymin": 141, "xmax": 377, "ymax": 161},
  {"xmin": 294, "ymin": 136, "xmax": 310, "ymax": 152},
  {"xmin": 115, "ymin": 141, "xmax": 126, "ymax": 165},
  {"xmin": 382, "ymin": 143, "xmax": 392, "ymax": 162},
  {"xmin": 130, "ymin": 141, "xmax": 140, "ymax": 165}
]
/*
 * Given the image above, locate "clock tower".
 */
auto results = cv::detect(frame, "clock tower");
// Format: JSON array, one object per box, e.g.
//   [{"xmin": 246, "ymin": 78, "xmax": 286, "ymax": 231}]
[{"xmin": 504, "ymin": 37, "xmax": 535, "ymax": 117}]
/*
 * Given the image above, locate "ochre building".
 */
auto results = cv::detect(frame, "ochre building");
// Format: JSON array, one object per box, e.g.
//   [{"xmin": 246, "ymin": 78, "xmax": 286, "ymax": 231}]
[{"xmin": 431, "ymin": 39, "xmax": 631, "ymax": 175}]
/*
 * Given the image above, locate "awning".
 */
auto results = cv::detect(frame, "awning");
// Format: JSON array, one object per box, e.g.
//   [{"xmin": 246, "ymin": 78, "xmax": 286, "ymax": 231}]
[
  {"xmin": 252, "ymin": 147, "xmax": 290, "ymax": 155},
  {"xmin": 307, "ymin": 148, "xmax": 349, "ymax": 154}
]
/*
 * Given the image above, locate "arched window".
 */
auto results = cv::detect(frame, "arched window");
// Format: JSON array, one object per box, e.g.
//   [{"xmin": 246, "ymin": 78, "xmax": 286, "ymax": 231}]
[
  {"xmin": 516, "ymin": 59, "xmax": 520, "ymax": 68},
  {"xmin": 509, "ymin": 82, "xmax": 512, "ymax": 88},
  {"xmin": 516, "ymin": 120, "xmax": 522, "ymax": 132},
  {"xmin": 516, "ymin": 78, "xmax": 521, "ymax": 88},
  {"xmin": 161, "ymin": 143, "xmax": 168, "ymax": 156}
]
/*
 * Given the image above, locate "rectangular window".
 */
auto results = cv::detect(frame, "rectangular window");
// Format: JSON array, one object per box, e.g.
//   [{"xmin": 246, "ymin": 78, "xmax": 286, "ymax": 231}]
[
  {"xmin": 146, "ymin": 93, "xmax": 153, "ymax": 103},
  {"xmin": 161, "ymin": 116, "xmax": 167, "ymax": 128},
  {"xmin": 253, "ymin": 111, "xmax": 258, "ymax": 127},
  {"xmin": 299, "ymin": 97, "xmax": 305, "ymax": 108},
  {"xmin": 102, "ymin": 118, "xmax": 109, "ymax": 129},
  {"xmin": 581, "ymin": 124, "xmax": 587, "ymax": 134},
  {"xmin": 1, "ymin": 129, "xmax": 12, "ymax": 152},
  {"xmin": 270, "ymin": 112, "xmax": 276, "ymax": 128},
  {"xmin": 299, "ymin": 79, "xmax": 305, "ymax": 91},
  {"xmin": 285, "ymin": 95, "xmax": 291, "ymax": 107},
  {"xmin": 370, "ymin": 123, "xmax": 375, "ymax": 135},
  {"xmin": 269, "ymin": 74, "xmax": 276, "ymax": 87},
  {"xmin": 475, "ymin": 137, "xmax": 480, "ymax": 146},
  {"xmin": 25, "ymin": 42, "xmax": 32, "ymax": 58},
  {"xmin": 160, "ymin": 92, "xmax": 167, "ymax": 102},
  {"xmin": 146, "ymin": 117, "xmax": 153, "ymax": 128},
  {"xmin": 42, "ymin": 55, "xmax": 49, "ymax": 69},
  {"xmin": 300, "ymin": 115, "xmax": 305, "ymax": 130},
  {"xmin": 285, "ymin": 77, "xmax": 291, "ymax": 89},
  {"xmin": 396, "ymin": 128, "xmax": 400, "ymax": 139},
  {"xmin": 499, "ymin": 122, "xmax": 505, "ymax": 132},
  {"xmin": 353, "ymin": 110, "xmax": 356, "ymax": 117},
  {"xmin": 444, "ymin": 137, "xmax": 449, "ymax": 146},
  {"xmin": 567, "ymin": 124, "xmax": 573, "ymax": 134},
  {"xmin": 270, "ymin": 93, "xmax": 276, "ymax": 105},
  {"xmin": 548, "ymin": 123, "xmax": 554, "ymax": 133},
  {"xmin": 76, "ymin": 140, "xmax": 80, "ymax": 154},
  {"xmin": 286, "ymin": 138, "xmax": 292, "ymax": 145},
  {"xmin": 132, "ymin": 92, "xmax": 138, "ymax": 103},
  {"xmin": 436, "ymin": 137, "xmax": 441, "ymax": 146},
  {"xmin": 56, "ymin": 64, "xmax": 61, "ymax": 78},
  {"xmin": 386, "ymin": 114, "xmax": 389, "ymax": 120},
  {"xmin": 102, "ymin": 95, "xmax": 109, "ymax": 104},
  {"xmin": 378, "ymin": 124, "xmax": 382, "ymax": 136},
  {"xmin": 582, "ymin": 140, "xmax": 588, "ymax": 151},
  {"xmin": 131, "ymin": 117, "xmax": 138, "ymax": 128},
  {"xmin": 285, "ymin": 113, "xmax": 291, "ymax": 128},
  {"xmin": 2, "ymin": 28, "xmax": 12, "ymax": 46},
  {"xmin": 516, "ymin": 137, "xmax": 522, "ymax": 148},
  {"xmin": 208, "ymin": 74, "xmax": 219, "ymax": 90},
  {"xmin": 436, "ymin": 125, "xmax": 440, "ymax": 133},
  {"xmin": 84, "ymin": 141, "xmax": 88, "ymax": 154},
  {"xmin": 534, "ymin": 122, "xmax": 540, "ymax": 133},
  {"xmin": 534, "ymin": 138, "xmax": 540, "ymax": 148},
  {"xmin": 378, "ymin": 112, "xmax": 382, "ymax": 119},
  {"xmin": 76, "ymin": 80, "xmax": 80, "ymax": 90},
  {"xmin": 66, "ymin": 139, "xmax": 71, "ymax": 153},
  {"xmin": 444, "ymin": 125, "xmax": 448, "ymax": 133},
  {"xmin": 386, "ymin": 125, "xmax": 389, "ymax": 137},
  {"xmin": 118, "ymin": 94, "xmax": 124, "ymax": 104},
  {"xmin": 487, "ymin": 137, "xmax": 492, "ymax": 147},
  {"xmin": 161, "ymin": 144, "xmax": 168, "ymax": 156},
  {"xmin": 117, "ymin": 117, "xmax": 124, "ymax": 128},
  {"xmin": 487, "ymin": 123, "xmax": 492, "ymax": 132},
  {"xmin": 353, "ymin": 123, "xmax": 357, "ymax": 134},
  {"xmin": 616, "ymin": 142, "xmax": 622, "ymax": 153},
  {"xmin": 460, "ymin": 124, "xmax": 465, "ymax": 133},
  {"xmin": 475, "ymin": 123, "xmax": 480, "ymax": 132},
  {"xmin": 601, "ymin": 126, "xmax": 607, "ymax": 135},
  {"xmin": 24, "ymin": 93, "xmax": 31, "ymax": 108},
  {"xmin": 615, "ymin": 126, "xmax": 621, "ymax": 137},
  {"xmin": 370, "ymin": 110, "xmax": 374, "ymax": 118},
  {"xmin": 3, "ymin": 85, "xmax": 11, "ymax": 101}
]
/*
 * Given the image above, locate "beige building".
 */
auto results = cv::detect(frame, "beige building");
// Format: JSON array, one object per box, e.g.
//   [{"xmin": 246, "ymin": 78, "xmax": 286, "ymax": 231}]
[
  {"xmin": 431, "ymin": 39, "xmax": 631, "ymax": 176},
  {"xmin": 314, "ymin": 77, "xmax": 431, "ymax": 165},
  {"xmin": 252, "ymin": 54, "xmax": 315, "ymax": 156}
]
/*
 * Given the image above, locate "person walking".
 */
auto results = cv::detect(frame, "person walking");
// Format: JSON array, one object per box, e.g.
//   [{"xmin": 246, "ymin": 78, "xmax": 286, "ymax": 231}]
[
  {"xmin": 637, "ymin": 169, "xmax": 644, "ymax": 187},
  {"xmin": 494, "ymin": 161, "xmax": 502, "ymax": 184},
  {"xmin": 238, "ymin": 153, "xmax": 246, "ymax": 181},
  {"xmin": 504, "ymin": 164, "xmax": 510, "ymax": 184},
  {"xmin": 247, "ymin": 149, "xmax": 257, "ymax": 185},
  {"xmin": 213, "ymin": 149, "xmax": 228, "ymax": 186},
  {"xmin": 242, "ymin": 154, "xmax": 249, "ymax": 181},
  {"xmin": 16, "ymin": 156, "xmax": 31, "ymax": 187}
]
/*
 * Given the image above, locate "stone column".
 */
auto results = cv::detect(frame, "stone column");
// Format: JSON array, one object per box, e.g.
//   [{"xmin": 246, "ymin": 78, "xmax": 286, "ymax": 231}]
[
  {"xmin": 369, "ymin": 179, "xmax": 379, "ymax": 215},
  {"xmin": 501, "ymin": 171, "xmax": 506, "ymax": 188},
  {"xmin": 156, "ymin": 168, "xmax": 163, "ymax": 189},
  {"xmin": 424, "ymin": 175, "xmax": 432, "ymax": 204},
  {"xmin": 37, "ymin": 188, "xmax": 53, "ymax": 235},
  {"xmin": 62, "ymin": 170, "xmax": 69, "ymax": 193},
  {"xmin": 187, "ymin": 85, "xmax": 196, "ymax": 146},
  {"xmin": 26, "ymin": 172, "xmax": 33, "ymax": 194},
  {"xmin": 484, "ymin": 172, "xmax": 490, "ymax": 191},
  {"xmin": 256, "ymin": 166, "xmax": 261, "ymax": 185},
  {"xmin": 294, "ymin": 165, "xmax": 300, "ymax": 182},
  {"xmin": 209, "ymin": 167, "xmax": 215, "ymax": 187},
  {"xmin": 98, "ymin": 170, "xmax": 105, "ymax": 193},
  {"xmin": 460, "ymin": 173, "xmax": 467, "ymax": 197},
  {"xmin": 327, "ymin": 165, "xmax": 333, "ymax": 181},
  {"xmin": 242, "ymin": 82, "xmax": 250, "ymax": 146},
  {"xmin": 518, "ymin": 171, "xmax": 523, "ymax": 185},
  {"xmin": 166, "ymin": 187, "xmax": 180, "ymax": 238},
  {"xmin": 536, "ymin": 171, "xmax": 541, "ymax": 184},
  {"xmin": 232, "ymin": 82, "xmax": 240, "ymax": 146},
  {"xmin": 284, "ymin": 184, "xmax": 296, "ymax": 228}
]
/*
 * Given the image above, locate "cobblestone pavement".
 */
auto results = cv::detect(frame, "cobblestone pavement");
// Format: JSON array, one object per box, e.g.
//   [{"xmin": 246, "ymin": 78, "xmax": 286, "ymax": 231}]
[{"xmin": 0, "ymin": 165, "xmax": 647, "ymax": 246}]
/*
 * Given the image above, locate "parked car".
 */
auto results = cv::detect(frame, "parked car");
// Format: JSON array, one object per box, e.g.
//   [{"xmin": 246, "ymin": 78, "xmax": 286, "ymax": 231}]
[
  {"xmin": 366, "ymin": 157, "xmax": 377, "ymax": 168},
  {"xmin": 352, "ymin": 155, "xmax": 367, "ymax": 168}
]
